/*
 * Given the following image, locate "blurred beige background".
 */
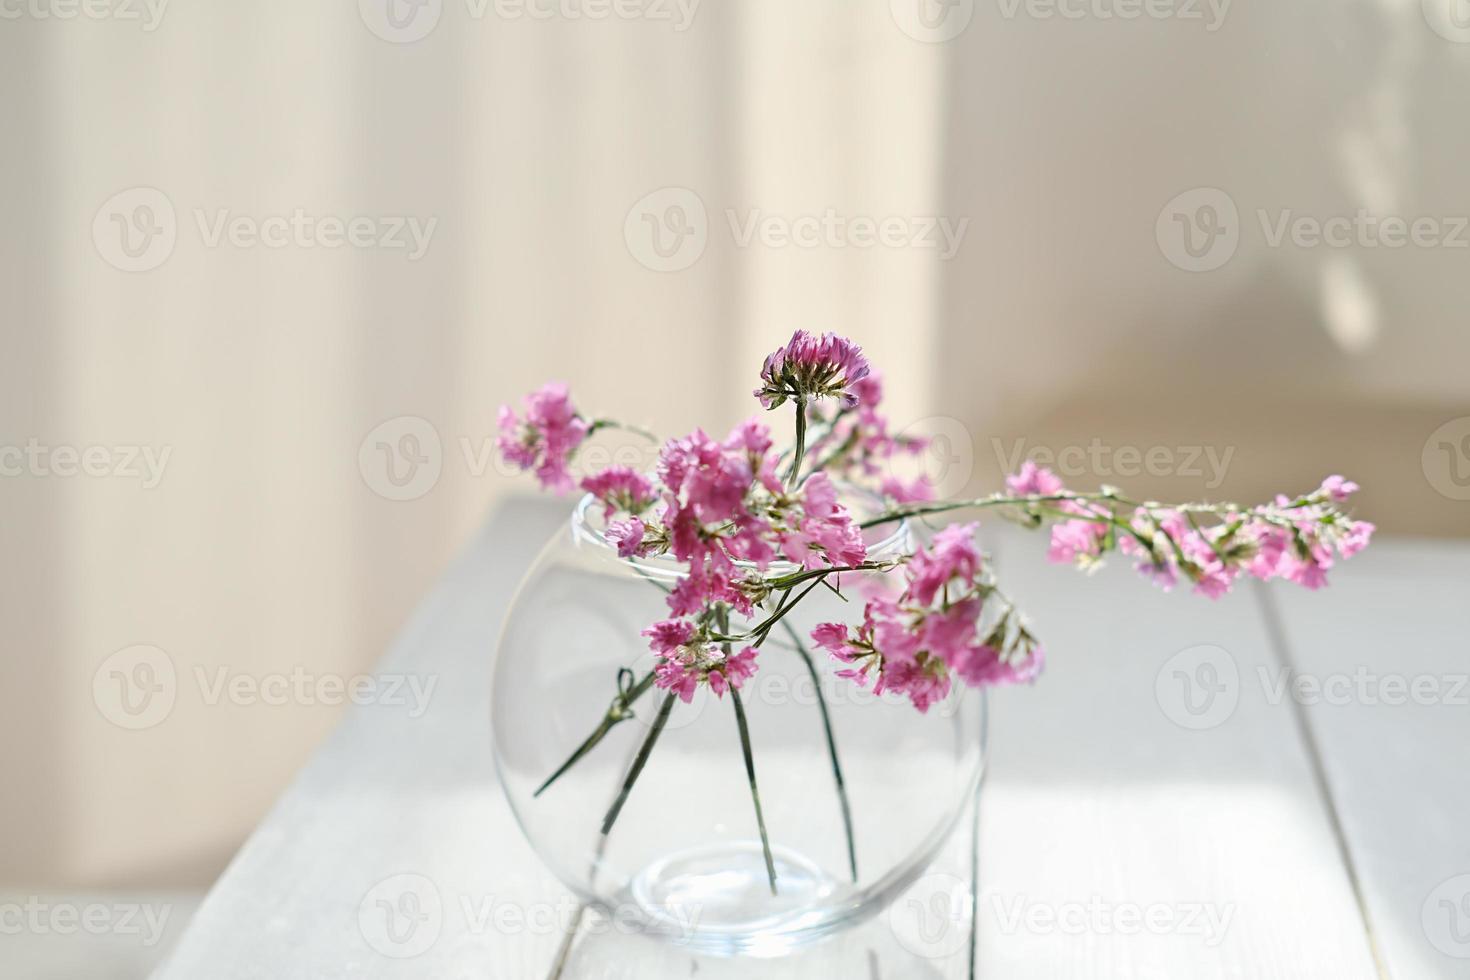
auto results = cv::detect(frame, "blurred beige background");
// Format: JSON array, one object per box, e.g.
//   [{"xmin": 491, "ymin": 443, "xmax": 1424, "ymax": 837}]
[{"xmin": 0, "ymin": 0, "xmax": 1466, "ymax": 926}]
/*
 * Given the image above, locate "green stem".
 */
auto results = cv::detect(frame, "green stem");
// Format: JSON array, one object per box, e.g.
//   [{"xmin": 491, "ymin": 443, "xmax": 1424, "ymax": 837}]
[
  {"xmin": 748, "ymin": 577, "xmax": 826, "ymax": 646},
  {"xmin": 730, "ymin": 688, "xmax": 777, "ymax": 895},
  {"xmin": 535, "ymin": 670, "xmax": 656, "ymax": 797},
  {"xmin": 857, "ymin": 491, "xmax": 1124, "ymax": 530},
  {"xmin": 586, "ymin": 418, "xmax": 659, "ymax": 443},
  {"xmin": 765, "ymin": 560, "xmax": 899, "ymax": 591},
  {"xmin": 786, "ymin": 396, "xmax": 809, "ymax": 486},
  {"xmin": 600, "ymin": 692, "xmax": 677, "ymax": 836},
  {"xmin": 779, "ymin": 618, "xmax": 858, "ymax": 883}
]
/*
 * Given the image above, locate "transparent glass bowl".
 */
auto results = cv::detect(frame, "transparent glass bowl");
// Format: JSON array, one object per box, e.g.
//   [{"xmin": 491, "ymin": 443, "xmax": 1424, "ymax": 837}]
[{"xmin": 491, "ymin": 495, "xmax": 987, "ymax": 957}]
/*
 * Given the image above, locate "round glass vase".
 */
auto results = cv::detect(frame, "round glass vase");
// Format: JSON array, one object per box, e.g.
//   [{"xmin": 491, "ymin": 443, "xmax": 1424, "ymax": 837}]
[{"xmin": 491, "ymin": 494, "xmax": 987, "ymax": 957}]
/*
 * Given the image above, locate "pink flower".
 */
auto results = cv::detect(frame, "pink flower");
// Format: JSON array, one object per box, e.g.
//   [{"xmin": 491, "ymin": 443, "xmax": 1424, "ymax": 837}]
[
  {"xmin": 1339, "ymin": 520, "xmax": 1374, "ymax": 558},
  {"xmin": 780, "ymin": 472, "xmax": 868, "ymax": 571},
  {"xmin": 1006, "ymin": 461, "xmax": 1065, "ymax": 497},
  {"xmin": 649, "ymin": 631, "xmax": 759, "ymax": 703},
  {"xmin": 1244, "ymin": 525, "xmax": 1291, "ymax": 580},
  {"xmin": 581, "ymin": 466, "xmax": 656, "ymax": 518},
  {"xmin": 755, "ymin": 330, "xmax": 871, "ymax": 410},
  {"xmin": 606, "ymin": 517, "xmax": 649, "ymax": 558},
  {"xmin": 496, "ymin": 383, "xmax": 590, "ymax": 493},
  {"xmin": 880, "ymin": 475, "xmax": 936, "ymax": 504},
  {"xmin": 1319, "ymin": 475, "xmax": 1360, "ymax": 503},
  {"xmin": 905, "ymin": 522, "xmax": 982, "ymax": 606},
  {"xmin": 1048, "ymin": 519, "xmax": 1107, "ymax": 565},
  {"xmin": 951, "ymin": 643, "xmax": 1044, "ymax": 688},
  {"xmin": 642, "ymin": 618, "xmax": 695, "ymax": 655},
  {"xmin": 811, "ymin": 622, "xmax": 850, "ymax": 654}
]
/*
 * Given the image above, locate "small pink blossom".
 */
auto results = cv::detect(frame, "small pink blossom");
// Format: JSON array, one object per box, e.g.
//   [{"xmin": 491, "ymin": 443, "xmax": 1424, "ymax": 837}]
[
  {"xmin": 642, "ymin": 618, "xmax": 695, "ymax": 655},
  {"xmin": 1339, "ymin": 520, "xmax": 1375, "ymax": 558},
  {"xmin": 880, "ymin": 475, "xmax": 936, "ymax": 504},
  {"xmin": 780, "ymin": 472, "xmax": 868, "ymax": 571},
  {"xmin": 606, "ymin": 518, "xmax": 649, "ymax": 558},
  {"xmin": 951, "ymin": 642, "xmax": 1044, "ymax": 688},
  {"xmin": 905, "ymin": 522, "xmax": 981, "ymax": 606},
  {"xmin": 1319, "ymin": 475, "xmax": 1360, "ymax": 503},
  {"xmin": 649, "ymin": 633, "xmax": 759, "ymax": 703},
  {"xmin": 496, "ymin": 383, "xmax": 589, "ymax": 493},
  {"xmin": 755, "ymin": 330, "xmax": 871, "ymax": 410},
  {"xmin": 581, "ymin": 466, "xmax": 656, "ymax": 518},
  {"xmin": 1006, "ymin": 461, "xmax": 1065, "ymax": 497},
  {"xmin": 1048, "ymin": 519, "xmax": 1107, "ymax": 565},
  {"xmin": 811, "ymin": 622, "xmax": 850, "ymax": 654}
]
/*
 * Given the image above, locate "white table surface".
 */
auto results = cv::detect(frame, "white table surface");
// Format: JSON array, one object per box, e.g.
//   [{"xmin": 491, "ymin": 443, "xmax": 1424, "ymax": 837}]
[{"xmin": 151, "ymin": 499, "xmax": 1470, "ymax": 979}]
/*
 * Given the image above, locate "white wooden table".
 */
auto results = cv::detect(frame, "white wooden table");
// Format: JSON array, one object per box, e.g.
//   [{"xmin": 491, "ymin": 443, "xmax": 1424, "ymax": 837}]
[{"xmin": 151, "ymin": 499, "xmax": 1470, "ymax": 979}]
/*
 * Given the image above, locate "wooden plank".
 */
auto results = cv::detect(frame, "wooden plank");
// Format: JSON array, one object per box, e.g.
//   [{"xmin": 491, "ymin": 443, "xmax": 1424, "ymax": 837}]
[
  {"xmin": 969, "ymin": 524, "xmax": 1382, "ymax": 979},
  {"xmin": 1264, "ymin": 537, "xmax": 1470, "ymax": 980}
]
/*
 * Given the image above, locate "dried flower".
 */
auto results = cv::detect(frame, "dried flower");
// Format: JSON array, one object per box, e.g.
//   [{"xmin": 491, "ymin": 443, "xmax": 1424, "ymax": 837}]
[{"xmin": 755, "ymin": 330, "xmax": 871, "ymax": 410}]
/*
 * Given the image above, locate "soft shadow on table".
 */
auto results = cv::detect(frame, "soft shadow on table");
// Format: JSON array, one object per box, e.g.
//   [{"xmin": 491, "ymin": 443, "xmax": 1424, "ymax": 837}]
[{"xmin": 557, "ymin": 926, "xmax": 947, "ymax": 979}]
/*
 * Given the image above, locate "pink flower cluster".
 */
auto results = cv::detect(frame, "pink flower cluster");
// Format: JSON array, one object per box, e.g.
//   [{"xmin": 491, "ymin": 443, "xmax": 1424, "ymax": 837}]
[
  {"xmin": 812, "ymin": 523, "xmax": 1043, "ymax": 712},
  {"xmin": 655, "ymin": 419, "xmax": 867, "ymax": 617},
  {"xmin": 1014, "ymin": 465, "xmax": 1376, "ymax": 596},
  {"xmin": 642, "ymin": 618, "xmax": 758, "ymax": 702},
  {"xmin": 755, "ymin": 330, "xmax": 871, "ymax": 410},
  {"xmin": 581, "ymin": 465, "xmax": 656, "ymax": 519},
  {"xmin": 496, "ymin": 383, "xmax": 589, "ymax": 493}
]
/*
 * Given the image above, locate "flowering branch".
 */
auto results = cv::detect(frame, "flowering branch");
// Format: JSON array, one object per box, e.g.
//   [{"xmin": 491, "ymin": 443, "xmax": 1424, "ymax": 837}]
[{"xmin": 497, "ymin": 329, "xmax": 1373, "ymax": 894}]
